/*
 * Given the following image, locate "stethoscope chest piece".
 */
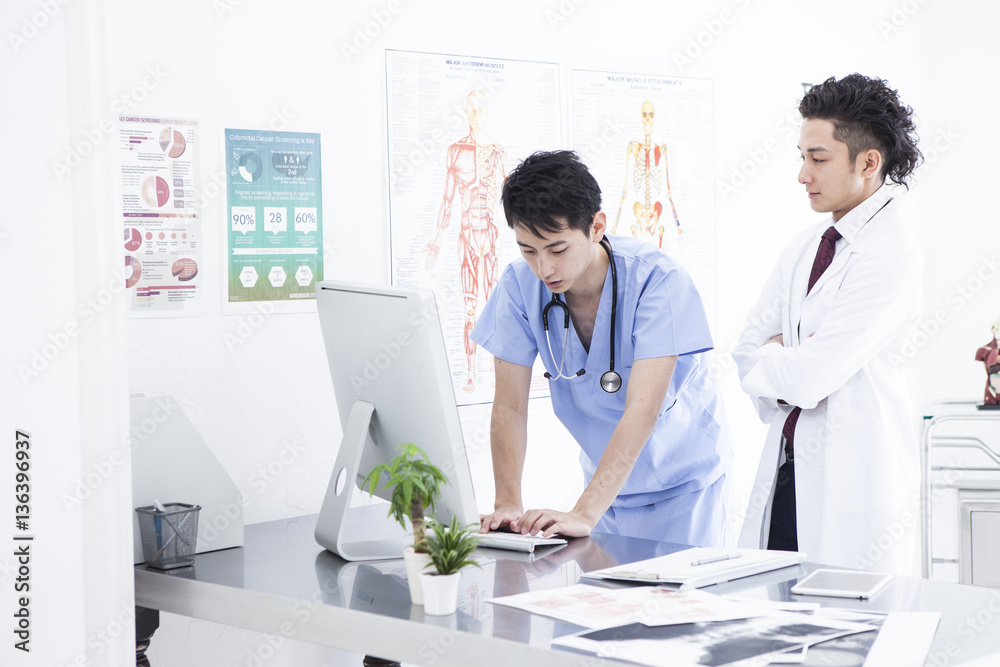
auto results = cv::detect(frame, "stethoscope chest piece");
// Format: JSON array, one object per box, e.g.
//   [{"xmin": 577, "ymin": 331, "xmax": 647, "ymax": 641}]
[{"xmin": 600, "ymin": 370, "xmax": 622, "ymax": 393}]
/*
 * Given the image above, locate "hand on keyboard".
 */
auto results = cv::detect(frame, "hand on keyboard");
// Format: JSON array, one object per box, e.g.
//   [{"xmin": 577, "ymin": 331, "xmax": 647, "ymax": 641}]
[
  {"xmin": 479, "ymin": 505, "xmax": 523, "ymax": 534},
  {"xmin": 515, "ymin": 508, "xmax": 595, "ymax": 538}
]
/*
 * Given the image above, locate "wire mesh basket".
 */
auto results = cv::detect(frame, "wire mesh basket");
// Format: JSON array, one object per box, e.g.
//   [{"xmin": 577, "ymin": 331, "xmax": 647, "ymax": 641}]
[{"xmin": 135, "ymin": 502, "xmax": 201, "ymax": 570}]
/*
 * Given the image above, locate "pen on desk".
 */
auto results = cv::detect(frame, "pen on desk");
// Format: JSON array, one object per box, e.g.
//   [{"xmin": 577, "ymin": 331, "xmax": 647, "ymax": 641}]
[
  {"xmin": 691, "ymin": 553, "xmax": 742, "ymax": 567},
  {"xmin": 153, "ymin": 499, "xmax": 166, "ymax": 552},
  {"xmin": 610, "ymin": 570, "xmax": 660, "ymax": 581}
]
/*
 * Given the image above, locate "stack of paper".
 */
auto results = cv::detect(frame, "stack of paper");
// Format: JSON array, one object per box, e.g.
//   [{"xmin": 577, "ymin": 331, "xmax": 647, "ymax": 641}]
[{"xmin": 488, "ymin": 552, "xmax": 943, "ymax": 667}]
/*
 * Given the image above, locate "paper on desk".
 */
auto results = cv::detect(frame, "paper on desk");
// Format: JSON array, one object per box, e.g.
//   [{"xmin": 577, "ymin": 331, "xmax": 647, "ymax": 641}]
[
  {"xmin": 553, "ymin": 610, "xmax": 875, "ymax": 667},
  {"xmin": 489, "ymin": 584, "xmax": 770, "ymax": 630},
  {"xmin": 862, "ymin": 612, "xmax": 940, "ymax": 667}
]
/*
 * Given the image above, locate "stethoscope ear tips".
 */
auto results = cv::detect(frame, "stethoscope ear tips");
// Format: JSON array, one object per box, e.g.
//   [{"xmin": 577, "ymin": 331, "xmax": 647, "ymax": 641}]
[{"xmin": 600, "ymin": 371, "xmax": 622, "ymax": 393}]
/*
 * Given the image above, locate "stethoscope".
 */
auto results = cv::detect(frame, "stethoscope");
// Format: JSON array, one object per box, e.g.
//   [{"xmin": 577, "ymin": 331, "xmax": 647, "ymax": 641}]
[{"xmin": 542, "ymin": 237, "xmax": 622, "ymax": 393}]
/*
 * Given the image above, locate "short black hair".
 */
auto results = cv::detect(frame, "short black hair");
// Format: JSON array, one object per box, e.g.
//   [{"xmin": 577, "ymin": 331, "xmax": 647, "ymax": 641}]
[
  {"xmin": 500, "ymin": 150, "xmax": 602, "ymax": 236},
  {"xmin": 799, "ymin": 73, "xmax": 922, "ymax": 189}
]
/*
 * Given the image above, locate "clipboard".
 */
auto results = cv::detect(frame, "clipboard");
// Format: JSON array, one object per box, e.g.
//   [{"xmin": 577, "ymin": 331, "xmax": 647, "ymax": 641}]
[{"xmin": 582, "ymin": 547, "xmax": 806, "ymax": 589}]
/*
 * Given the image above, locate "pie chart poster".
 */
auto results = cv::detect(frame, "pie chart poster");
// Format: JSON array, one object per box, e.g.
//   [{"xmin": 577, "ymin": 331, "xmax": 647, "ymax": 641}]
[{"xmin": 224, "ymin": 128, "xmax": 323, "ymax": 312}]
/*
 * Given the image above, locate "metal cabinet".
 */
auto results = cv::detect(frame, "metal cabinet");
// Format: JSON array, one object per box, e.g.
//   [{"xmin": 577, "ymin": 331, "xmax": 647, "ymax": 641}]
[{"xmin": 922, "ymin": 401, "xmax": 1000, "ymax": 586}]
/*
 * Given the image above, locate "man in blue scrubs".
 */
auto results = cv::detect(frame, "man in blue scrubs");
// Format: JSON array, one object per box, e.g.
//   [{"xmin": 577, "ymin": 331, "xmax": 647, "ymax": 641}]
[{"xmin": 473, "ymin": 150, "xmax": 730, "ymax": 545}]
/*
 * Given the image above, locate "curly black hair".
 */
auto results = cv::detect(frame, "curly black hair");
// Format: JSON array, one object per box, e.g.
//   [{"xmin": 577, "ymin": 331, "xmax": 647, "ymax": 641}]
[
  {"xmin": 500, "ymin": 150, "xmax": 602, "ymax": 236},
  {"xmin": 799, "ymin": 74, "xmax": 922, "ymax": 189}
]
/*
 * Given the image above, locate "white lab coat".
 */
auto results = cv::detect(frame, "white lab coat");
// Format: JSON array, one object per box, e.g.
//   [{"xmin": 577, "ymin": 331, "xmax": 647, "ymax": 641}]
[{"xmin": 733, "ymin": 187, "xmax": 922, "ymax": 575}]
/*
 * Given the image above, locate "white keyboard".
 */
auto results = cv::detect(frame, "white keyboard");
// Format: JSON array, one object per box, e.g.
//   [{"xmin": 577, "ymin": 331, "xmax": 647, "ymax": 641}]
[{"xmin": 476, "ymin": 531, "xmax": 567, "ymax": 553}]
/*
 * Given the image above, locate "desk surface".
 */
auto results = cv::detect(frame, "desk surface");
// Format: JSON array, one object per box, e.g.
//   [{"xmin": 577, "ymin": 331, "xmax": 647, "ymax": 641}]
[{"xmin": 135, "ymin": 514, "xmax": 1000, "ymax": 667}]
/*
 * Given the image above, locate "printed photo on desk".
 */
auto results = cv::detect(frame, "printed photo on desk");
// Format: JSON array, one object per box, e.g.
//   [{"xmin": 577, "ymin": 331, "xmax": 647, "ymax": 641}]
[{"xmin": 554, "ymin": 610, "xmax": 874, "ymax": 667}]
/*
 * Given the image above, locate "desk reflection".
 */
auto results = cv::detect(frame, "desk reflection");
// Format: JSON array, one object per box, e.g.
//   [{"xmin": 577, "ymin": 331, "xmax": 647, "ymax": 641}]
[{"xmin": 310, "ymin": 532, "xmax": 650, "ymax": 646}]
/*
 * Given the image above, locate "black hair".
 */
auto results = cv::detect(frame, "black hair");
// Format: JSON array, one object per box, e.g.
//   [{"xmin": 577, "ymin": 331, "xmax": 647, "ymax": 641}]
[
  {"xmin": 799, "ymin": 73, "xmax": 922, "ymax": 189},
  {"xmin": 500, "ymin": 150, "xmax": 602, "ymax": 236}
]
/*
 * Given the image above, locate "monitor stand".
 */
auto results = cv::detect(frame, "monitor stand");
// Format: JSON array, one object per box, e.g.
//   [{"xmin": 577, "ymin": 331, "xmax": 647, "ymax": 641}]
[{"xmin": 315, "ymin": 400, "xmax": 410, "ymax": 561}]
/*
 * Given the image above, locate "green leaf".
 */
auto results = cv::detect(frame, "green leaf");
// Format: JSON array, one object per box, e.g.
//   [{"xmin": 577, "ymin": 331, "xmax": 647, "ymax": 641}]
[
  {"xmin": 420, "ymin": 515, "xmax": 482, "ymax": 575},
  {"xmin": 357, "ymin": 442, "xmax": 451, "ymax": 546}
]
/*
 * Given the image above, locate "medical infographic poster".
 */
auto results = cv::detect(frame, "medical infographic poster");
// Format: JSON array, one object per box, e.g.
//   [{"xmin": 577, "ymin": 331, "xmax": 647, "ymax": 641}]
[
  {"xmin": 224, "ymin": 128, "xmax": 323, "ymax": 313},
  {"xmin": 386, "ymin": 49, "xmax": 560, "ymax": 405},
  {"xmin": 572, "ymin": 70, "xmax": 716, "ymax": 334},
  {"xmin": 119, "ymin": 116, "xmax": 204, "ymax": 316}
]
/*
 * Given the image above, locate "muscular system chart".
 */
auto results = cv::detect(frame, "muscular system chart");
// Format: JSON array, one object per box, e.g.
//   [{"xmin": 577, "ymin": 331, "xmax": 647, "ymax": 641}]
[{"xmin": 386, "ymin": 49, "xmax": 560, "ymax": 405}]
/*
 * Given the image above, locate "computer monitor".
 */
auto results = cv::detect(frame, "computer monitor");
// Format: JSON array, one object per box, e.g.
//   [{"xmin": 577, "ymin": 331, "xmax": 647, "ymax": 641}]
[{"xmin": 313, "ymin": 280, "xmax": 480, "ymax": 561}]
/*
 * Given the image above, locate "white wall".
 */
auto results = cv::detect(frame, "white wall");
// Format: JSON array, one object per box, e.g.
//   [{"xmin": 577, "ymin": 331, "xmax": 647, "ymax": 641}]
[{"xmin": 6, "ymin": 0, "xmax": 1000, "ymax": 665}]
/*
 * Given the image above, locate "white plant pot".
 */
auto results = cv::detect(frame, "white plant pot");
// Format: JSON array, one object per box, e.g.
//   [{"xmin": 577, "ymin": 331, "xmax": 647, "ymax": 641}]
[
  {"xmin": 420, "ymin": 571, "xmax": 461, "ymax": 616},
  {"xmin": 403, "ymin": 546, "xmax": 432, "ymax": 605}
]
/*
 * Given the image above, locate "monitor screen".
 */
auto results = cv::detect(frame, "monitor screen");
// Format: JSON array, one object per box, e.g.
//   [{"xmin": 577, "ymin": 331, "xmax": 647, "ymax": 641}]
[{"xmin": 313, "ymin": 281, "xmax": 479, "ymax": 560}]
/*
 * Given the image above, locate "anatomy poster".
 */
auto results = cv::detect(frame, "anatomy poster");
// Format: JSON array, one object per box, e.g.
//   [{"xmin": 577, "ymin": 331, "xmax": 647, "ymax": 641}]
[
  {"xmin": 224, "ymin": 128, "xmax": 323, "ymax": 313},
  {"xmin": 119, "ymin": 116, "xmax": 204, "ymax": 316},
  {"xmin": 572, "ymin": 70, "xmax": 716, "ymax": 334},
  {"xmin": 386, "ymin": 49, "xmax": 560, "ymax": 405}
]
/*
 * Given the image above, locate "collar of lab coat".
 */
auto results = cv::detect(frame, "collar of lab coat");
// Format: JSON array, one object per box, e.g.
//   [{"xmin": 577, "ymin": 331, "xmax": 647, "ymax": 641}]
[
  {"xmin": 795, "ymin": 183, "xmax": 899, "ymax": 313},
  {"xmin": 831, "ymin": 182, "xmax": 897, "ymax": 245}
]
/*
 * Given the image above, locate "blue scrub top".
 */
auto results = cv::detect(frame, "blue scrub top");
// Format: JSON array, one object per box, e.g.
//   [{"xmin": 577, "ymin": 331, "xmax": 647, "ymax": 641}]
[{"xmin": 471, "ymin": 235, "xmax": 729, "ymax": 507}]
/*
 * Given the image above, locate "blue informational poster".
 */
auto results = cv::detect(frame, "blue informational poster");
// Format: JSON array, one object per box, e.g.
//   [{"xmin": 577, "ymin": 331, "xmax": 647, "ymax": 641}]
[{"xmin": 224, "ymin": 128, "xmax": 323, "ymax": 312}]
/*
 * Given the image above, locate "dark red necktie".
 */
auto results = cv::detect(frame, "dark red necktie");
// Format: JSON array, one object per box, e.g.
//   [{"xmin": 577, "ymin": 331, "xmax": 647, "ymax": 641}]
[{"xmin": 783, "ymin": 226, "xmax": 842, "ymax": 459}]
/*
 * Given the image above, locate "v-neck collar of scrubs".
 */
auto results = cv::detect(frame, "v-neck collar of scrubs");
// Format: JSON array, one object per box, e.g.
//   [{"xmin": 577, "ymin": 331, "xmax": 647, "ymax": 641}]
[
  {"xmin": 579, "ymin": 259, "xmax": 614, "ymax": 396},
  {"xmin": 550, "ymin": 258, "xmax": 613, "ymax": 396}
]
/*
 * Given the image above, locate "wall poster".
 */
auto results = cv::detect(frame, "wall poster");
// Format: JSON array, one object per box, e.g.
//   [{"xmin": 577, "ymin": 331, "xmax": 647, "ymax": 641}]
[
  {"xmin": 119, "ymin": 116, "xmax": 204, "ymax": 316},
  {"xmin": 224, "ymin": 128, "xmax": 323, "ymax": 313},
  {"xmin": 572, "ymin": 70, "xmax": 716, "ymax": 334},
  {"xmin": 386, "ymin": 49, "xmax": 561, "ymax": 405}
]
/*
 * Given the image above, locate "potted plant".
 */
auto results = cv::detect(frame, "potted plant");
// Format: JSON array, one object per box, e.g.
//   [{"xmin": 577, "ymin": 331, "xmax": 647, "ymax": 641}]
[
  {"xmin": 362, "ymin": 442, "xmax": 448, "ymax": 605},
  {"xmin": 419, "ymin": 515, "xmax": 481, "ymax": 616}
]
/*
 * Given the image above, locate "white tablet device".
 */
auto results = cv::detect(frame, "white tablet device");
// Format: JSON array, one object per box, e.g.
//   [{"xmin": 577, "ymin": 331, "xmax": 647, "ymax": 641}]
[{"xmin": 790, "ymin": 568, "xmax": 892, "ymax": 599}]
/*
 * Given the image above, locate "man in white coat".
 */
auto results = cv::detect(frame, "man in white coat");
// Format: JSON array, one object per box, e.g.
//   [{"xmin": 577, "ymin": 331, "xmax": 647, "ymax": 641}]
[{"xmin": 733, "ymin": 74, "xmax": 923, "ymax": 575}]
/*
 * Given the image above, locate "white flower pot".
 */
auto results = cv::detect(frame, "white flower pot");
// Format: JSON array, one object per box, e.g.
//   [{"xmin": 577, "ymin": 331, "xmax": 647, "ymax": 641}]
[
  {"xmin": 420, "ymin": 571, "xmax": 461, "ymax": 616},
  {"xmin": 403, "ymin": 546, "xmax": 432, "ymax": 605}
]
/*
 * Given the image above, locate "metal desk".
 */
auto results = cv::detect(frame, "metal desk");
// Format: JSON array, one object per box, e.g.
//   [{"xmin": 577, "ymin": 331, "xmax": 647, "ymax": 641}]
[{"xmin": 135, "ymin": 514, "xmax": 1000, "ymax": 666}]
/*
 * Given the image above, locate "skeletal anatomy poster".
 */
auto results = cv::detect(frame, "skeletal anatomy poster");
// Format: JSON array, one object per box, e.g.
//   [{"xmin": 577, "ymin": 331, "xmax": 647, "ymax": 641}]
[
  {"xmin": 386, "ymin": 49, "xmax": 560, "ymax": 405},
  {"xmin": 119, "ymin": 116, "xmax": 204, "ymax": 316},
  {"xmin": 572, "ymin": 70, "xmax": 716, "ymax": 334},
  {"xmin": 224, "ymin": 128, "xmax": 323, "ymax": 313}
]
